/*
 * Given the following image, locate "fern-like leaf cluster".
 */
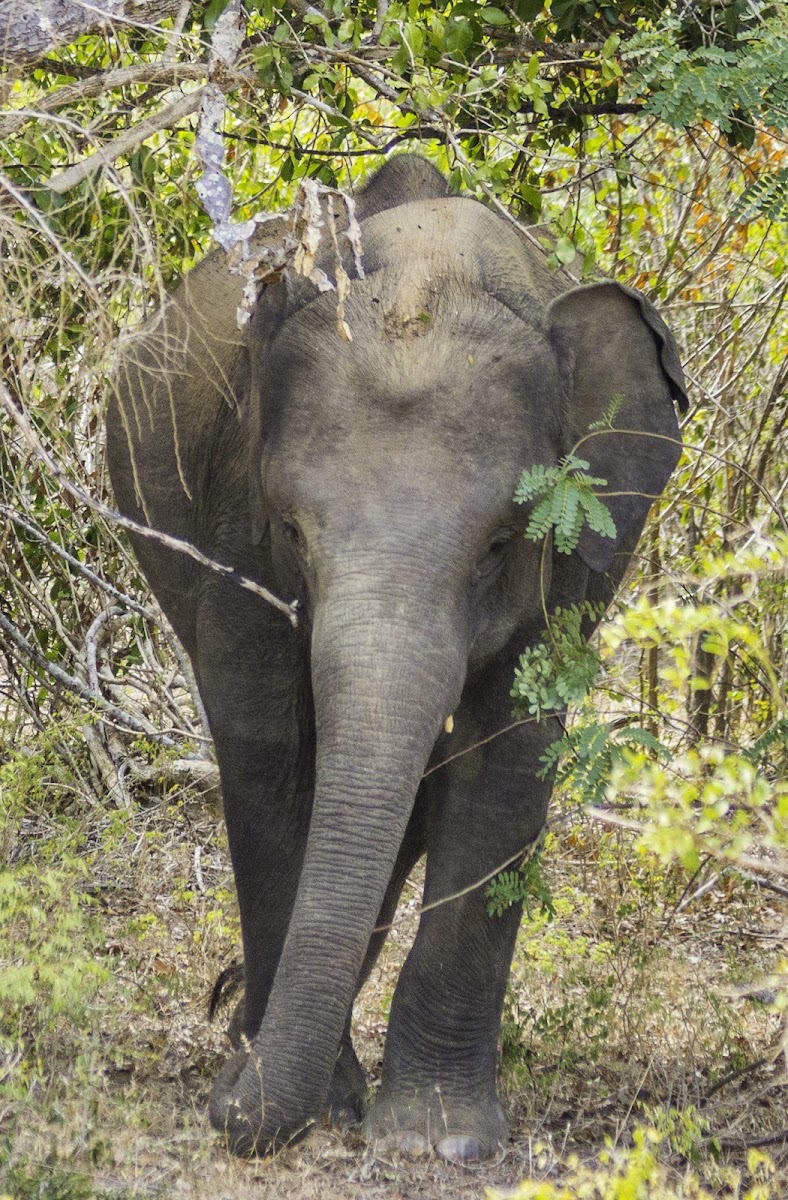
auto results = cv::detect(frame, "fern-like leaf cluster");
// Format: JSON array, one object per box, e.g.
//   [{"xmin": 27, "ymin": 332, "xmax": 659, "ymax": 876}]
[
  {"xmin": 538, "ymin": 719, "xmax": 668, "ymax": 806},
  {"xmin": 744, "ymin": 717, "xmax": 788, "ymax": 775},
  {"xmin": 734, "ymin": 169, "xmax": 788, "ymax": 223},
  {"xmin": 486, "ymin": 837, "xmax": 555, "ymax": 920},
  {"xmin": 625, "ymin": 13, "xmax": 788, "ymax": 147},
  {"xmin": 515, "ymin": 453, "xmax": 617, "ymax": 555},
  {"xmin": 511, "ymin": 603, "xmax": 603, "ymax": 721}
]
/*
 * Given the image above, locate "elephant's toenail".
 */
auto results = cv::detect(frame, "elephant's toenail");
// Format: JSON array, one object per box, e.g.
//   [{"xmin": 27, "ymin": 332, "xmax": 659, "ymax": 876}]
[
  {"xmin": 395, "ymin": 1131, "xmax": 431, "ymax": 1156},
  {"xmin": 436, "ymin": 1134, "xmax": 484, "ymax": 1162}
]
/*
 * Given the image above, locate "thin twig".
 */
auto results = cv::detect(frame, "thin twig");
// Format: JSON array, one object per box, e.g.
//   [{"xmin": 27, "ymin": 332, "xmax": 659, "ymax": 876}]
[
  {"xmin": 0, "ymin": 504, "xmax": 152, "ymax": 618},
  {"xmin": 701, "ymin": 1056, "xmax": 769, "ymax": 1104},
  {"xmin": 0, "ymin": 62, "xmax": 210, "ymax": 138},
  {"xmin": 711, "ymin": 1128, "xmax": 788, "ymax": 1150},
  {"xmin": 587, "ymin": 807, "xmax": 788, "ymax": 879},
  {"xmin": 0, "ymin": 608, "xmax": 176, "ymax": 746}
]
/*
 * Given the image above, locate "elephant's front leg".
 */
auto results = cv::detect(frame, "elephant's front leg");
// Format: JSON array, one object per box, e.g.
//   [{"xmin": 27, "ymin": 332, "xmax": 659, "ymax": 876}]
[{"xmin": 364, "ymin": 685, "xmax": 560, "ymax": 1161}]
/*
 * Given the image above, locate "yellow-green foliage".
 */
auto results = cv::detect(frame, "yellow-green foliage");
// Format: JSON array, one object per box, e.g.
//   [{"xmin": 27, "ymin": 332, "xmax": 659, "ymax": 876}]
[
  {"xmin": 489, "ymin": 1130, "xmax": 779, "ymax": 1200},
  {"xmin": 608, "ymin": 744, "xmax": 786, "ymax": 875},
  {"xmin": 0, "ymin": 732, "xmax": 110, "ymax": 1099},
  {"xmin": 0, "ymin": 868, "xmax": 107, "ymax": 1024},
  {"xmin": 598, "ymin": 537, "xmax": 788, "ymax": 880}
]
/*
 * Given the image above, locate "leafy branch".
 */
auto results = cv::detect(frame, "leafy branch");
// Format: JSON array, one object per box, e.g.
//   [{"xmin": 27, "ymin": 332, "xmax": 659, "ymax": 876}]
[
  {"xmin": 514, "ymin": 452, "xmax": 617, "ymax": 554},
  {"xmin": 510, "ymin": 603, "xmax": 604, "ymax": 721},
  {"xmin": 486, "ymin": 832, "xmax": 554, "ymax": 920},
  {"xmin": 537, "ymin": 718, "xmax": 669, "ymax": 806},
  {"xmin": 734, "ymin": 169, "xmax": 788, "ymax": 224}
]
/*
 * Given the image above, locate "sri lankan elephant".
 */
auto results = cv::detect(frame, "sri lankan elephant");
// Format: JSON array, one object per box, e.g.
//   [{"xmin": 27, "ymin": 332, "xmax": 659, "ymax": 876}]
[{"xmin": 107, "ymin": 155, "xmax": 687, "ymax": 1161}]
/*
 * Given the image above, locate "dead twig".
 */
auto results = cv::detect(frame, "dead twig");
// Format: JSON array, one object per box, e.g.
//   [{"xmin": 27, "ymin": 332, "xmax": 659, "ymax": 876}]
[
  {"xmin": 47, "ymin": 89, "xmax": 205, "ymax": 195},
  {"xmin": 0, "ymin": 607, "xmax": 176, "ymax": 746}
]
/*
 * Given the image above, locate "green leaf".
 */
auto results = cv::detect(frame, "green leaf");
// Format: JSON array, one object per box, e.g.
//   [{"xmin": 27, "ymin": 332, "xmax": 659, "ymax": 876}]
[
  {"xmin": 511, "ymin": 604, "xmax": 603, "ymax": 720},
  {"xmin": 481, "ymin": 7, "xmax": 510, "ymax": 26},
  {"xmin": 518, "ymin": 182, "xmax": 542, "ymax": 217},
  {"xmin": 515, "ymin": 0, "xmax": 545, "ymax": 19},
  {"xmin": 515, "ymin": 452, "xmax": 616, "ymax": 555},
  {"xmin": 734, "ymin": 168, "xmax": 788, "ymax": 223},
  {"xmin": 486, "ymin": 834, "xmax": 554, "ymax": 919},
  {"xmin": 554, "ymin": 236, "xmax": 576, "ymax": 265},
  {"xmin": 276, "ymin": 54, "xmax": 293, "ymax": 93},
  {"xmin": 202, "ymin": 0, "xmax": 231, "ymax": 32}
]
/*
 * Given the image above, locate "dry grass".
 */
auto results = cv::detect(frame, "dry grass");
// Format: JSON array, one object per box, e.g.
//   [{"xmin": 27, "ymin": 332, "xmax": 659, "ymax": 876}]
[{"xmin": 2, "ymin": 777, "xmax": 785, "ymax": 1200}]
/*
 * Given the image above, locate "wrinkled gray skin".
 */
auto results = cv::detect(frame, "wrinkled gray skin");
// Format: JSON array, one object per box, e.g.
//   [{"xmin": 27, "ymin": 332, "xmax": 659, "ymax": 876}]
[{"xmin": 107, "ymin": 157, "xmax": 687, "ymax": 1161}]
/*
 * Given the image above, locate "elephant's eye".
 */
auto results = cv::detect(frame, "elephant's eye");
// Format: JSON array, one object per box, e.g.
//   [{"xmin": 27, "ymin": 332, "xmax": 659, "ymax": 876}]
[
  {"xmin": 476, "ymin": 530, "xmax": 515, "ymax": 579},
  {"xmin": 281, "ymin": 517, "xmax": 306, "ymax": 557}
]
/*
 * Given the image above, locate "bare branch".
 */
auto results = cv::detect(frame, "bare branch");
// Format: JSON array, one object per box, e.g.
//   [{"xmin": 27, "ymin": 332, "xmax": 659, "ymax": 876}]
[
  {"xmin": 47, "ymin": 87, "xmax": 204, "ymax": 194},
  {"xmin": 0, "ymin": 606, "xmax": 177, "ymax": 745},
  {"xmin": 163, "ymin": 0, "xmax": 190, "ymax": 62},
  {"xmin": 372, "ymin": 0, "xmax": 388, "ymax": 39},
  {"xmin": 0, "ymin": 169, "xmax": 110, "ymax": 327},
  {"xmin": 0, "ymin": 62, "xmax": 209, "ymax": 138},
  {"xmin": 194, "ymin": 0, "xmax": 244, "ymax": 232},
  {"xmin": 123, "ymin": 756, "xmax": 220, "ymax": 790},
  {"xmin": 0, "ymin": 503, "xmax": 152, "ymax": 617},
  {"xmin": 587, "ymin": 807, "xmax": 788, "ymax": 879},
  {"xmin": 287, "ymin": 0, "xmax": 326, "ymax": 19}
]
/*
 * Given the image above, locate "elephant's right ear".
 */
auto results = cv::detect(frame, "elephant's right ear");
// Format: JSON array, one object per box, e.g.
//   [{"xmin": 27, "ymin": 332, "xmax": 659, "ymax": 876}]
[{"xmin": 548, "ymin": 281, "xmax": 688, "ymax": 575}]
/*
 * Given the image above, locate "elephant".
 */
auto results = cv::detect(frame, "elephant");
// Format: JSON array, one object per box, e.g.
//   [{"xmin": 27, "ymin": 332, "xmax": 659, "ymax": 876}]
[{"xmin": 106, "ymin": 154, "xmax": 687, "ymax": 1161}]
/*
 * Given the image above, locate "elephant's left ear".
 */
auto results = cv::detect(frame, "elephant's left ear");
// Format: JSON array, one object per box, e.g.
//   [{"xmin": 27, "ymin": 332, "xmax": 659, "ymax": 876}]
[{"xmin": 548, "ymin": 281, "xmax": 689, "ymax": 575}]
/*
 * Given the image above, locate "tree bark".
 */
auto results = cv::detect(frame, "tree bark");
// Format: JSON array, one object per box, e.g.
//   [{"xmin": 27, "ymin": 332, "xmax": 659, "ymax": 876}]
[{"xmin": 0, "ymin": 0, "xmax": 184, "ymax": 66}]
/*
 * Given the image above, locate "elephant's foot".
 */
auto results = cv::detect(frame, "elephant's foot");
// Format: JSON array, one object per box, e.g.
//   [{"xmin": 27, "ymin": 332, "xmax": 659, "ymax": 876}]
[
  {"xmin": 362, "ymin": 1086, "xmax": 508, "ymax": 1162},
  {"xmin": 209, "ymin": 1034, "xmax": 366, "ymax": 1155}
]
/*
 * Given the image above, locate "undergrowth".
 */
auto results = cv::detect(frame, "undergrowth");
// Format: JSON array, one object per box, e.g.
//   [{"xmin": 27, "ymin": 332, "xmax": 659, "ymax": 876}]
[{"xmin": 1, "ymin": 720, "xmax": 783, "ymax": 1198}]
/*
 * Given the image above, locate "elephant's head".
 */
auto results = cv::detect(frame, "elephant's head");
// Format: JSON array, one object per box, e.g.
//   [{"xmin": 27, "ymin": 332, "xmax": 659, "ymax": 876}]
[{"xmin": 209, "ymin": 162, "xmax": 687, "ymax": 1153}]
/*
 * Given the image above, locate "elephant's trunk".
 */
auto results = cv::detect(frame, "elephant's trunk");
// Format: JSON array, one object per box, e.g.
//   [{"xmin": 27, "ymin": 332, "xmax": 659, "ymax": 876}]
[{"xmin": 209, "ymin": 562, "xmax": 464, "ymax": 1154}]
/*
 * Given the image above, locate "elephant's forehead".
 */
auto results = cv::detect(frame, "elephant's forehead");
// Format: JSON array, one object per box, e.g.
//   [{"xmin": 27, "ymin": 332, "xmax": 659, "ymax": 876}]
[
  {"xmin": 263, "ymin": 205, "xmax": 564, "ymax": 483},
  {"xmin": 264, "ymin": 293, "xmax": 560, "ymax": 526},
  {"xmin": 272, "ymin": 196, "xmax": 554, "ymax": 360},
  {"xmin": 346, "ymin": 196, "xmax": 558, "ymax": 311},
  {"xmin": 270, "ymin": 289, "xmax": 555, "ymax": 446}
]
